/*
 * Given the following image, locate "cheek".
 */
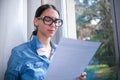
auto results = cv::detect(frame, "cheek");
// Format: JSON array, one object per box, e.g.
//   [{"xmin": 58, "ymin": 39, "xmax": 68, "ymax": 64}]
[
  {"xmin": 37, "ymin": 21, "xmax": 44, "ymax": 29},
  {"xmin": 37, "ymin": 24, "xmax": 47, "ymax": 33}
]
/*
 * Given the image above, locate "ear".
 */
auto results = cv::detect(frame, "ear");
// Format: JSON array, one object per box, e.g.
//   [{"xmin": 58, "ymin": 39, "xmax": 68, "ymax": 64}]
[{"xmin": 34, "ymin": 17, "xmax": 39, "ymax": 27}]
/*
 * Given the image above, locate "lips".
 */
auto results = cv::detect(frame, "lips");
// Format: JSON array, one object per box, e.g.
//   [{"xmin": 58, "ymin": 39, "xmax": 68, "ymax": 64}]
[{"xmin": 48, "ymin": 29, "xmax": 55, "ymax": 33}]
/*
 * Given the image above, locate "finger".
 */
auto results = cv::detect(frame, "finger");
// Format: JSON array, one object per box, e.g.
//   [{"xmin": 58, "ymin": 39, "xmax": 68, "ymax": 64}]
[
  {"xmin": 80, "ymin": 72, "xmax": 87, "ymax": 80},
  {"xmin": 80, "ymin": 75, "xmax": 86, "ymax": 80},
  {"xmin": 81, "ymin": 72, "xmax": 87, "ymax": 77}
]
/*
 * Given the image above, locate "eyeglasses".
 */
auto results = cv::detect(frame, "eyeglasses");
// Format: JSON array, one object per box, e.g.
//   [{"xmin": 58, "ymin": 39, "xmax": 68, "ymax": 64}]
[{"xmin": 37, "ymin": 16, "xmax": 63, "ymax": 27}]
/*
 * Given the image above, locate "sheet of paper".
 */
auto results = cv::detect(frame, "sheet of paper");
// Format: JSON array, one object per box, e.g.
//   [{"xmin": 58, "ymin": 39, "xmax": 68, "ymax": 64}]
[{"xmin": 45, "ymin": 38, "xmax": 101, "ymax": 80}]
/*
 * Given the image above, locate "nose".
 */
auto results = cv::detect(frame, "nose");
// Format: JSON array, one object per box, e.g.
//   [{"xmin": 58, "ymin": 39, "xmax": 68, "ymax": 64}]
[{"xmin": 50, "ymin": 22, "xmax": 56, "ymax": 27}]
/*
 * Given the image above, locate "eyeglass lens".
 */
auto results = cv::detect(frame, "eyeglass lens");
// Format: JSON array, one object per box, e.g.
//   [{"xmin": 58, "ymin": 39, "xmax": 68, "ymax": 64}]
[{"xmin": 38, "ymin": 16, "xmax": 63, "ymax": 27}]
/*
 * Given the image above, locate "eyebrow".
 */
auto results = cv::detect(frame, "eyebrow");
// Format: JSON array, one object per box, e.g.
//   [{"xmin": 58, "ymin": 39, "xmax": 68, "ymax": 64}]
[{"xmin": 38, "ymin": 16, "xmax": 60, "ymax": 20}]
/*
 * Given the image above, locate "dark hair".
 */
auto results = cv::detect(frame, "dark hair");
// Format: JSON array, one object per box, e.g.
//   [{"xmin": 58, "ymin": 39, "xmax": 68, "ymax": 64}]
[{"xmin": 32, "ymin": 4, "xmax": 60, "ymax": 36}]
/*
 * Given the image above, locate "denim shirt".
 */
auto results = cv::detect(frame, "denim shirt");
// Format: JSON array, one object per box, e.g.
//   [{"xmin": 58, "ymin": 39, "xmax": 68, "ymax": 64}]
[{"xmin": 4, "ymin": 36, "xmax": 57, "ymax": 80}]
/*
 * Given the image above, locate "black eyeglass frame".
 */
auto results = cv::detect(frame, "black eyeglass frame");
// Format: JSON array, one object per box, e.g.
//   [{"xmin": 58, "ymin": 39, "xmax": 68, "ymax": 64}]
[{"xmin": 37, "ymin": 16, "xmax": 63, "ymax": 27}]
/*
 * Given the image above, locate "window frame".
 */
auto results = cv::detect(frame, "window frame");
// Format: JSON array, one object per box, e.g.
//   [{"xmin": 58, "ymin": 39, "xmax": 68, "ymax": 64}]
[{"xmin": 110, "ymin": 0, "xmax": 120, "ymax": 79}]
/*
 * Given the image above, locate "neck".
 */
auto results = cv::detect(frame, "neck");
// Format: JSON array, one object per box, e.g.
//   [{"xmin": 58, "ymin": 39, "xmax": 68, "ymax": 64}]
[
  {"xmin": 36, "ymin": 33, "xmax": 52, "ymax": 59},
  {"xmin": 37, "ymin": 34, "xmax": 51, "ymax": 48}
]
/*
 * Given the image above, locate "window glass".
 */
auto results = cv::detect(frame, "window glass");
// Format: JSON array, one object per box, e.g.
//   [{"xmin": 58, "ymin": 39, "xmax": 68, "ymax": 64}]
[{"xmin": 74, "ymin": 0, "xmax": 118, "ymax": 80}]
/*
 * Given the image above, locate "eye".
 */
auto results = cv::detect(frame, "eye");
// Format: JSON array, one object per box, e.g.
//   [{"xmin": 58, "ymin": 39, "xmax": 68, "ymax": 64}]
[
  {"xmin": 55, "ymin": 19, "xmax": 63, "ymax": 26},
  {"xmin": 44, "ymin": 17, "xmax": 53, "ymax": 22}
]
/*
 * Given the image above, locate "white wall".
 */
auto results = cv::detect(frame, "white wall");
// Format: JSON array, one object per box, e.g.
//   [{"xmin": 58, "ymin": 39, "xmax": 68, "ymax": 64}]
[
  {"xmin": 27, "ymin": 0, "xmax": 41, "ymax": 40},
  {"xmin": 0, "ymin": 0, "xmax": 40, "ymax": 79},
  {"xmin": 0, "ymin": 0, "xmax": 27, "ymax": 79}
]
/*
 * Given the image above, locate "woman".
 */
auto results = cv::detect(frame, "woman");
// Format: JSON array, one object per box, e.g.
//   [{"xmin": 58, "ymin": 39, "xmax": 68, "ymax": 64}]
[{"xmin": 4, "ymin": 4, "xmax": 86, "ymax": 80}]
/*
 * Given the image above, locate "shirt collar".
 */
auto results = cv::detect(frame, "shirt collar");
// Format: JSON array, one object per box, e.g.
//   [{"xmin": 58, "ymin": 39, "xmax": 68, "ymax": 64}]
[{"xmin": 30, "ymin": 35, "xmax": 57, "ymax": 53}]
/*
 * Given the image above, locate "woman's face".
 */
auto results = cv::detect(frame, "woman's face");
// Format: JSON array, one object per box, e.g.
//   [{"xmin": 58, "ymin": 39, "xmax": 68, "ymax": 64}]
[{"xmin": 34, "ymin": 8, "xmax": 60, "ymax": 38}]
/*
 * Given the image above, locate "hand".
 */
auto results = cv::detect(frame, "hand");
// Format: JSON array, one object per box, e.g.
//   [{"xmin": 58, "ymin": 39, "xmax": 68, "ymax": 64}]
[{"xmin": 76, "ymin": 72, "xmax": 87, "ymax": 80}]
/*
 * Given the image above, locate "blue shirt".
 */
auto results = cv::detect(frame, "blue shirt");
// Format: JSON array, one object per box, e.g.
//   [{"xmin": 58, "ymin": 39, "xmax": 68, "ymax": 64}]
[{"xmin": 4, "ymin": 36, "xmax": 57, "ymax": 80}]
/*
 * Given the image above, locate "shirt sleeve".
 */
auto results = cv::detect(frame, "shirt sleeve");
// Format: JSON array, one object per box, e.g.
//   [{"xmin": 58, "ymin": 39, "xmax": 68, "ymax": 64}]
[{"xmin": 4, "ymin": 48, "xmax": 22, "ymax": 80}]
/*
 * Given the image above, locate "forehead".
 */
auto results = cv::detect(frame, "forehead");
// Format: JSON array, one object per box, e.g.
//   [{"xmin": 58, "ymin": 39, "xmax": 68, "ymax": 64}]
[{"xmin": 41, "ymin": 8, "xmax": 59, "ymax": 18}]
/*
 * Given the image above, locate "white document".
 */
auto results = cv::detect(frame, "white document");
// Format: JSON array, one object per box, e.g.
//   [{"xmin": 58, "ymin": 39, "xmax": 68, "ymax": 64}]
[{"xmin": 45, "ymin": 38, "xmax": 101, "ymax": 80}]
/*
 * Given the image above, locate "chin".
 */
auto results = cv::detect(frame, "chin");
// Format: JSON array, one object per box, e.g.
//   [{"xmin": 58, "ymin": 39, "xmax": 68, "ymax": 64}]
[
  {"xmin": 48, "ymin": 34, "xmax": 54, "ymax": 37},
  {"xmin": 50, "ymin": 33, "xmax": 55, "ymax": 37},
  {"xmin": 50, "ymin": 35, "xmax": 54, "ymax": 37}
]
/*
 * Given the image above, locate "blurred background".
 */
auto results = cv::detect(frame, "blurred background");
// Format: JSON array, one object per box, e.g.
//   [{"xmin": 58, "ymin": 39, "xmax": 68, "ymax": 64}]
[{"xmin": 0, "ymin": 0, "xmax": 120, "ymax": 80}]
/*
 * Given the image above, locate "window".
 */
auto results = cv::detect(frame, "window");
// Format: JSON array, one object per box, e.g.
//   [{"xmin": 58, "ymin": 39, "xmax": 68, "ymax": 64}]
[{"xmin": 74, "ymin": 0, "xmax": 118, "ymax": 79}]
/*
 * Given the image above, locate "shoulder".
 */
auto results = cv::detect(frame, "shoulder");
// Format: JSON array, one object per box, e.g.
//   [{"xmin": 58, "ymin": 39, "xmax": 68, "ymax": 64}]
[
  {"xmin": 13, "ymin": 41, "xmax": 30, "ymax": 52},
  {"xmin": 10, "ymin": 41, "xmax": 31, "ymax": 57},
  {"xmin": 8, "ymin": 41, "xmax": 33, "ymax": 66}
]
